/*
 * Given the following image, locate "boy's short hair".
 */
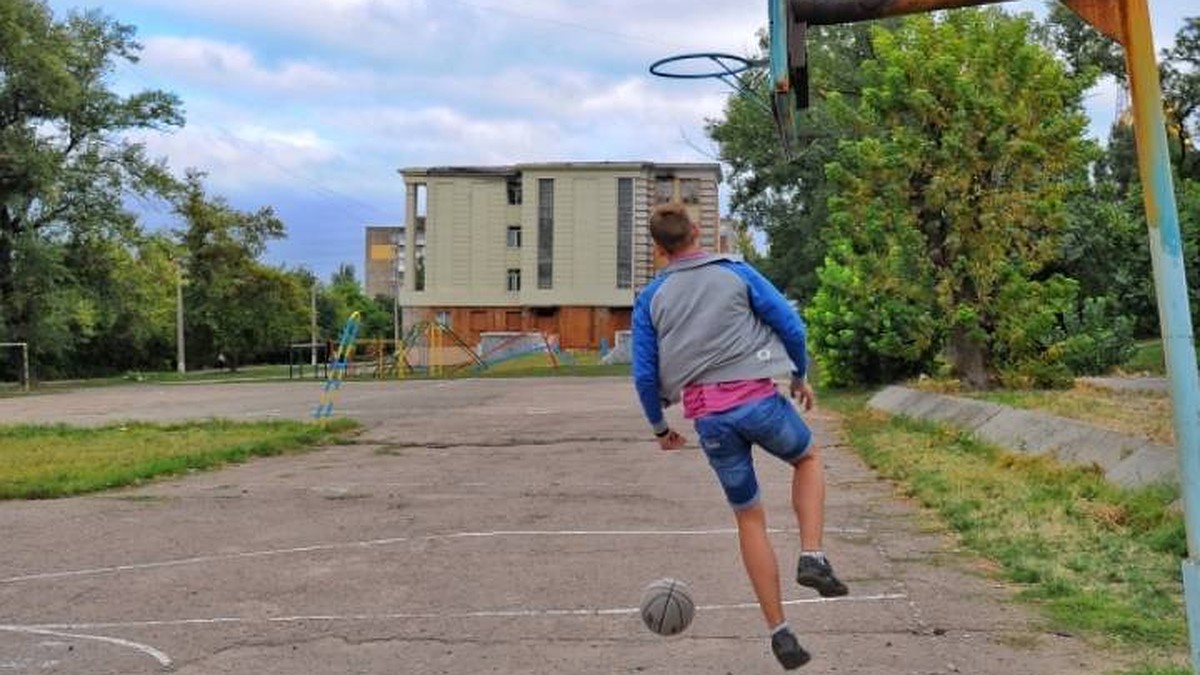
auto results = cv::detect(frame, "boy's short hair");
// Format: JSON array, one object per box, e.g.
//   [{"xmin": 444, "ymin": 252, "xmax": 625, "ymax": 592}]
[{"xmin": 649, "ymin": 202, "xmax": 694, "ymax": 254}]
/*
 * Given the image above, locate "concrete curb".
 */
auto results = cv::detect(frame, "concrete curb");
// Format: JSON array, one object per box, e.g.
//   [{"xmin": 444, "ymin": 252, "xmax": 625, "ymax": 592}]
[{"xmin": 868, "ymin": 385, "xmax": 1178, "ymax": 489}]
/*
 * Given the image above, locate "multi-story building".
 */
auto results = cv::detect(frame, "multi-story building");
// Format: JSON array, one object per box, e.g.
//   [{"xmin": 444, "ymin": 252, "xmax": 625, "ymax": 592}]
[
  {"xmin": 394, "ymin": 161, "xmax": 722, "ymax": 350},
  {"xmin": 363, "ymin": 225, "xmax": 407, "ymax": 299}
]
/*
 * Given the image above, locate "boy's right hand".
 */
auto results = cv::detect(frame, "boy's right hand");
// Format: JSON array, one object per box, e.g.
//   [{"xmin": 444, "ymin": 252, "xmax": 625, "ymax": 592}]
[{"xmin": 657, "ymin": 428, "xmax": 687, "ymax": 451}]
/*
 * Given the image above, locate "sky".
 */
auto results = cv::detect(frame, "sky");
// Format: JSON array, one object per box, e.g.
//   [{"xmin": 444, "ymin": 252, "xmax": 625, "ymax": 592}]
[{"xmin": 41, "ymin": 0, "xmax": 1194, "ymax": 283}]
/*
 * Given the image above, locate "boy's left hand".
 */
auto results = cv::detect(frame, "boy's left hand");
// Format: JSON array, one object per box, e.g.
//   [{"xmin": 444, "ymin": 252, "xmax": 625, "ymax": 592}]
[
  {"xmin": 657, "ymin": 429, "xmax": 687, "ymax": 451},
  {"xmin": 790, "ymin": 377, "xmax": 816, "ymax": 412}
]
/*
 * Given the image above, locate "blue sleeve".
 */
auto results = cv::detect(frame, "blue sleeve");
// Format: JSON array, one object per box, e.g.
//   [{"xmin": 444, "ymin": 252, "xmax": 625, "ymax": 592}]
[
  {"xmin": 632, "ymin": 284, "xmax": 669, "ymax": 434},
  {"xmin": 728, "ymin": 262, "xmax": 808, "ymax": 379}
]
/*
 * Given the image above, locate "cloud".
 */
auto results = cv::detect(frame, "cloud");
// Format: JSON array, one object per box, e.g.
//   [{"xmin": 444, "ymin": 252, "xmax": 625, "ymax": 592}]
[
  {"xmin": 97, "ymin": 0, "xmax": 769, "ymax": 64},
  {"xmin": 137, "ymin": 36, "xmax": 385, "ymax": 98},
  {"xmin": 132, "ymin": 116, "xmax": 341, "ymax": 193}
]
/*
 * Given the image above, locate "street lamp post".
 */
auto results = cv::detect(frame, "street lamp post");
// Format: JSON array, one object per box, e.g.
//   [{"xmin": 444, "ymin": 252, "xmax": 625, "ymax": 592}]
[
  {"xmin": 175, "ymin": 262, "xmax": 185, "ymax": 375},
  {"xmin": 311, "ymin": 282, "xmax": 318, "ymax": 370}
]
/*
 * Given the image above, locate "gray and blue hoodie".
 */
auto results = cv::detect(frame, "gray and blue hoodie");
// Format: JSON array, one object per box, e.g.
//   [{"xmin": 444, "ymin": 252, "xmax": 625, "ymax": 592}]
[{"xmin": 632, "ymin": 252, "xmax": 808, "ymax": 435}]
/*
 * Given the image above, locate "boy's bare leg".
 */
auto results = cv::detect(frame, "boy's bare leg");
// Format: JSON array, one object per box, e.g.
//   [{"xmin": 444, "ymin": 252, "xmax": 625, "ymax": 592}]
[
  {"xmin": 792, "ymin": 444, "xmax": 825, "ymax": 550},
  {"xmin": 733, "ymin": 503, "xmax": 785, "ymax": 628}
]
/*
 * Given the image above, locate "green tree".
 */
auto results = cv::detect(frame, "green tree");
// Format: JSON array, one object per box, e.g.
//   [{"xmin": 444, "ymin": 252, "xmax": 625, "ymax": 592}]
[
  {"xmin": 1162, "ymin": 18, "xmax": 1199, "ymax": 180},
  {"xmin": 324, "ymin": 264, "xmax": 392, "ymax": 339},
  {"xmin": 1045, "ymin": 11, "xmax": 1198, "ymax": 181},
  {"xmin": 0, "ymin": 0, "xmax": 182, "ymax": 363},
  {"xmin": 1040, "ymin": 4, "xmax": 1125, "ymax": 85},
  {"xmin": 1048, "ymin": 14, "xmax": 1200, "ymax": 336},
  {"xmin": 176, "ymin": 172, "xmax": 302, "ymax": 369},
  {"xmin": 1053, "ymin": 177, "xmax": 1156, "ymax": 335},
  {"xmin": 62, "ymin": 230, "xmax": 178, "ymax": 374},
  {"xmin": 810, "ymin": 9, "xmax": 1095, "ymax": 388}
]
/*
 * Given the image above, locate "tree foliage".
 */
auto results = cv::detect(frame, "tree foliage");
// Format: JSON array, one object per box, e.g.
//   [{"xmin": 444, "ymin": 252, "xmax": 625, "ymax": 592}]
[
  {"xmin": 1163, "ymin": 18, "xmax": 1200, "ymax": 181},
  {"xmin": 176, "ymin": 172, "xmax": 304, "ymax": 370},
  {"xmin": 1047, "ymin": 13, "xmax": 1200, "ymax": 336},
  {"xmin": 807, "ymin": 10, "xmax": 1100, "ymax": 387},
  {"xmin": 324, "ymin": 264, "xmax": 393, "ymax": 339},
  {"xmin": 0, "ymin": 1, "xmax": 399, "ymax": 382},
  {"xmin": 0, "ymin": 0, "xmax": 182, "ymax": 373}
]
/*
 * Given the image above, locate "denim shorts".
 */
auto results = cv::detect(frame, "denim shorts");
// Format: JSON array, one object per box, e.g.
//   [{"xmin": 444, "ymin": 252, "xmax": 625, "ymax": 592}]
[{"xmin": 693, "ymin": 392, "xmax": 813, "ymax": 511}]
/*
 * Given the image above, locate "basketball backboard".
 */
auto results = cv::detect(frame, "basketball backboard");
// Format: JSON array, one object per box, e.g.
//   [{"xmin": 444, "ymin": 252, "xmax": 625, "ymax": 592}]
[{"xmin": 768, "ymin": 0, "xmax": 809, "ymax": 156}]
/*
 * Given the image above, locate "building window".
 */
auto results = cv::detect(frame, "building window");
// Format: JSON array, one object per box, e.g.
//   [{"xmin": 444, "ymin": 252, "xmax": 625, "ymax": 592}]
[
  {"xmin": 435, "ymin": 311, "xmax": 451, "ymax": 327},
  {"xmin": 506, "ymin": 174, "xmax": 522, "ymax": 205},
  {"xmin": 538, "ymin": 178, "xmax": 554, "ymax": 289},
  {"xmin": 654, "ymin": 176, "xmax": 675, "ymax": 204},
  {"xmin": 506, "ymin": 225, "xmax": 522, "ymax": 248},
  {"xmin": 617, "ymin": 177, "xmax": 633, "ymax": 289},
  {"xmin": 680, "ymin": 178, "xmax": 702, "ymax": 204},
  {"xmin": 506, "ymin": 268, "xmax": 521, "ymax": 292}
]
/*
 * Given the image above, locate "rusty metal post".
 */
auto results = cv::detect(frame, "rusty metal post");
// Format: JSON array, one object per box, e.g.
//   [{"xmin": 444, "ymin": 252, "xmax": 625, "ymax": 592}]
[
  {"xmin": 777, "ymin": 0, "xmax": 1197, "ymax": 666},
  {"xmin": 789, "ymin": 0, "xmax": 1013, "ymax": 26},
  {"xmin": 1119, "ymin": 0, "xmax": 1200, "ymax": 670}
]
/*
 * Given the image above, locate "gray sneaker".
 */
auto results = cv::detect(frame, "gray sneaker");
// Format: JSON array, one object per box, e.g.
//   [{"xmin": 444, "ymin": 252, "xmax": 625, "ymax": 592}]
[
  {"xmin": 796, "ymin": 555, "xmax": 848, "ymax": 597},
  {"xmin": 771, "ymin": 628, "xmax": 811, "ymax": 669}
]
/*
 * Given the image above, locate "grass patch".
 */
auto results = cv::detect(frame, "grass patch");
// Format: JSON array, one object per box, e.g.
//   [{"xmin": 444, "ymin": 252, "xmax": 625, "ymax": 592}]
[
  {"xmin": 963, "ymin": 384, "xmax": 1173, "ymax": 445},
  {"xmin": 821, "ymin": 390, "xmax": 1188, "ymax": 671},
  {"xmin": 1120, "ymin": 667, "xmax": 1192, "ymax": 675},
  {"xmin": 0, "ymin": 419, "xmax": 358, "ymax": 499},
  {"xmin": 0, "ymin": 365, "xmax": 299, "ymax": 397},
  {"xmin": 413, "ymin": 350, "xmax": 630, "ymax": 379},
  {"xmin": 1122, "ymin": 340, "xmax": 1167, "ymax": 376}
]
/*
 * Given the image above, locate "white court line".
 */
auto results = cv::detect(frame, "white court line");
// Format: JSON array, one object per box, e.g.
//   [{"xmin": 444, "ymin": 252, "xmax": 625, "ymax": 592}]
[
  {"xmin": 0, "ymin": 625, "xmax": 172, "ymax": 670},
  {"xmin": 0, "ymin": 537, "xmax": 411, "ymax": 584},
  {"xmin": 11, "ymin": 593, "xmax": 909, "ymax": 631},
  {"xmin": 1, "ymin": 527, "xmax": 868, "ymax": 585}
]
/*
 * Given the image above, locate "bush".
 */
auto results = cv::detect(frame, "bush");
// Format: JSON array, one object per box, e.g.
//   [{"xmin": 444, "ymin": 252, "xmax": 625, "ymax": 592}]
[
  {"xmin": 806, "ymin": 251, "xmax": 939, "ymax": 387},
  {"xmin": 993, "ymin": 275, "xmax": 1136, "ymax": 384}
]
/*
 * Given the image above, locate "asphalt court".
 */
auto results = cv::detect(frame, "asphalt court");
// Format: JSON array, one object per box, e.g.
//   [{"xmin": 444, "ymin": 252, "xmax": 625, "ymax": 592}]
[{"xmin": 0, "ymin": 378, "xmax": 1114, "ymax": 673}]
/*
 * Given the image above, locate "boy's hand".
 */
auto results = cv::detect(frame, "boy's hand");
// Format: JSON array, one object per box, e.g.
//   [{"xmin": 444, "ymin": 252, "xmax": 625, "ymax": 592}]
[
  {"xmin": 790, "ymin": 377, "xmax": 816, "ymax": 412},
  {"xmin": 656, "ymin": 428, "xmax": 687, "ymax": 451}
]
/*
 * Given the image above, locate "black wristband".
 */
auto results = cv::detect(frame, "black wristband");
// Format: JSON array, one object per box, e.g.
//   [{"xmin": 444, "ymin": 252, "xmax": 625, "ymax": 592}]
[{"xmin": 654, "ymin": 427, "xmax": 670, "ymax": 438}]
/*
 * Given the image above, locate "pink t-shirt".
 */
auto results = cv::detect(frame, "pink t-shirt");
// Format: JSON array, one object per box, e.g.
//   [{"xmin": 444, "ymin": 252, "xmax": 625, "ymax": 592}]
[{"xmin": 682, "ymin": 378, "xmax": 777, "ymax": 419}]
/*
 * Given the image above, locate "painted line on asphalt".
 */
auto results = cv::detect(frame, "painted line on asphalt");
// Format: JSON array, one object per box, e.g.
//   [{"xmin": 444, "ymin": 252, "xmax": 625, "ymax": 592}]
[
  {"xmin": 0, "ymin": 537, "xmax": 413, "ymax": 584},
  {"xmin": 9, "ymin": 593, "xmax": 909, "ymax": 631},
  {"xmin": 0, "ymin": 625, "xmax": 172, "ymax": 669},
  {"xmin": 1, "ymin": 527, "xmax": 867, "ymax": 585}
]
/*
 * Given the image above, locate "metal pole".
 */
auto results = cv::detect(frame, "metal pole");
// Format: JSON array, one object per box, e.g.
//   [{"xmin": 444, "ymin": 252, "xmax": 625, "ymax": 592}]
[
  {"xmin": 175, "ymin": 266, "xmax": 186, "ymax": 375},
  {"xmin": 790, "ymin": 0, "xmax": 1012, "ymax": 26},
  {"xmin": 1121, "ymin": 1, "xmax": 1200, "ymax": 670},
  {"xmin": 21, "ymin": 343, "xmax": 28, "ymax": 392},
  {"xmin": 311, "ymin": 282, "xmax": 318, "ymax": 369},
  {"xmin": 393, "ymin": 277, "xmax": 401, "ymax": 348}
]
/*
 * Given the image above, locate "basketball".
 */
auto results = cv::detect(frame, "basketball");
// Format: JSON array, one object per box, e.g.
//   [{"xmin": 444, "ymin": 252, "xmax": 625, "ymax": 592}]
[{"xmin": 639, "ymin": 578, "xmax": 695, "ymax": 636}]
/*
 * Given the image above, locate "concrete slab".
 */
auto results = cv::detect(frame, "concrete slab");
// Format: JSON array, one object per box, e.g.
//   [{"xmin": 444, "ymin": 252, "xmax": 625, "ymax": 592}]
[
  {"xmin": 1107, "ymin": 443, "xmax": 1181, "ymax": 488},
  {"xmin": 871, "ymin": 385, "xmax": 1005, "ymax": 432},
  {"xmin": 870, "ymin": 387, "xmax": 1178, "ymax": 488}
]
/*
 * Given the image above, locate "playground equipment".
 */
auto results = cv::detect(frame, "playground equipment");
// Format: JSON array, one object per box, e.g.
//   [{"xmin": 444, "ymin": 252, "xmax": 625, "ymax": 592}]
[
  {"xmin": 295, "ymin": 323, "xmax": 579, "ymax": 384},
  {"xmin": 0, "ymin": 342, "xmax": 29, "ymax": 392},
  {"xmin": 471, "ymin": 331, "xmax": 576, "ymax": 373},
  {"xmin": 313, "ymin": 311, "xmax": 361, "ymax": 420},
  {"xmin": 396, "ymin": 321, "xmax": 485, "ymax": 377},
  {"xmin": 288, "ymin": 341, "xmax": 330, "ymax": 380}
]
